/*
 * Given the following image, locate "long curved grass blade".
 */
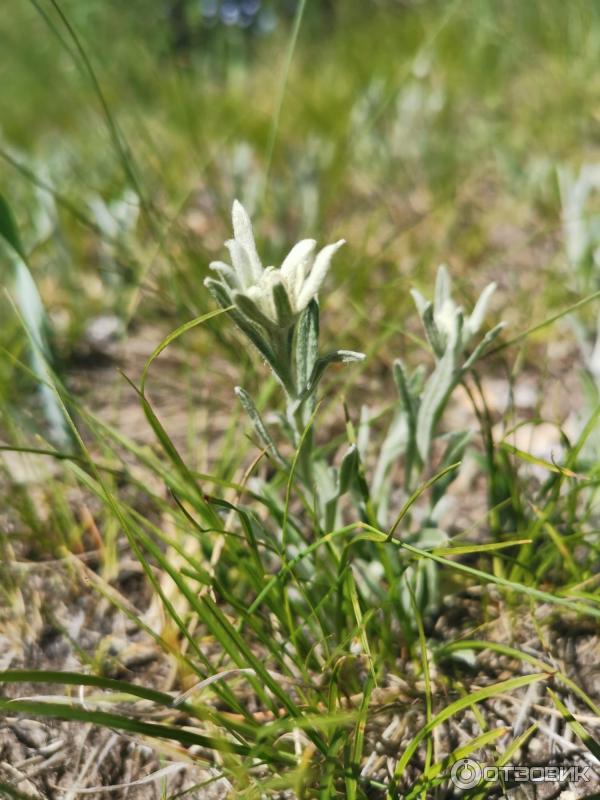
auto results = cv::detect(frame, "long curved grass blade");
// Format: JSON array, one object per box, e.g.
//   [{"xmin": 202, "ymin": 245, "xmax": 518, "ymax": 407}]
[
  {"xmin": 386, "ymin": 462, "xmax": 461, "ymax": 540},
  {"xmin": 61, "ymin": 762, "xmax": 189, "ymax": 794},
  {"xmin": 0, "ymin": 670, "xmax": 180, "ymax": 709},
  {"xmin": 0, "ymin": 698, "xmax": 292, "ymax": 763},
  {"xmin": 41, "ymin": 0, "xmax": 155, "ymax": 235},
  {"xmin": 501, "ymin": 442, "xmax": 581, "ymax": 478},
  {"xmin": 263, "ymin": 0, "xmax": 308, "ymax": 192},
  {"xmin": 0, "ymin": 669, "xmax": 254, "ymax": 739},
  {"xmin": 248, "ymin": 522, "xmax": 365, "ymax": 613},
  {"xmin": 548, "ymin": 690, "xmax": 600, "ymax": 761},
  {"xmin": 404, "ymin": 727, "xmax": 508, "ymax": 800},
  {"xmin": 379, "ymin": 536, "xmax": 600, "ymax": 620},
  {"xmin": 120, "ymin": 372, "xmax": 221, "ymax": 528},
  {"xmin": 0, "ymin": 192, "xmax": 25, "ymax": 257},
  {"xmin": 387, "ymin": 672, "xmax": 545, "ymax": 793},
  {"xmin": 469, "ymin": 724, "xmax": 537, "ymax": 800},
  {"xmin": 345, "ymin": 675, "xmax": 374, "ymax": 800},
  {"xmin": 140, "ymin": 307, "xmax": 230, "ymax": 393},
  {"xmin": 406, "ymin": 580, "xmax": 433, "ymax": 792},
  {"xmin": 486, "ymin": 289, "xmax": 600, "ymax": 357},
  {"xmin": 432, "ymin": 539, "xmax": 531, "ymax": 556},
  {"xmin": 437, "ymin": 640, "xmax": 600, "ymax": 717}
]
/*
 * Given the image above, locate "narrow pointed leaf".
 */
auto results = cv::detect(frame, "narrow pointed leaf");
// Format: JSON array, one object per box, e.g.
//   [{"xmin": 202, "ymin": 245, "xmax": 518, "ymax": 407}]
[
  {"xmin": 415, "ymin": 343, "xmax": 456, "ymax": 461},
  {"xmin": 461, "ymin": 322, "xmax": 505, "ymax": 371},
  {"xmin": 296, "ymin": 299, "xmax": 319, "ymax": 392},
  {"xmin": 338, "ymin": 444, "xmax": 359, "ymax": 496},
  {"xmin": 305, "ymin": 349, "xmax": 365, "ymax": 396},
  {"xmin": 467, "ymin": 281, "xmax": 497, "ymax": 338},
  {"xmin": 0, "ymin": 192, "xmax": 26, "ymax": 258},
  {"xmin": 272, "ymin": 281, "xmax": 295, "ymax": 327},
  {"xmin": 434, "ymin": 264, "xmax": 451, "ymax": 309},
  {"xmin": 235, "ymin": 386, "xmax": 286, "ymax": 467},
  {"xmin": 421, "ymin": 301, "xmax": 445, "ymax": 357},
  {"xmin": 233, "ymin": 291, "xmax": 275, "ymax": 330}
]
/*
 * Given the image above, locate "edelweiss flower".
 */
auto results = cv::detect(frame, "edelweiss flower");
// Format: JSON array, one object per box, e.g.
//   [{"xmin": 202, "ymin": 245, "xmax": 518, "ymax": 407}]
[
  {"xmin": 206, "ymin": 200, "xmax": 344, "ymax": 327},
  {"xmin": 411, "ymin": 264, "xmax": 496, "ymax": 352}
]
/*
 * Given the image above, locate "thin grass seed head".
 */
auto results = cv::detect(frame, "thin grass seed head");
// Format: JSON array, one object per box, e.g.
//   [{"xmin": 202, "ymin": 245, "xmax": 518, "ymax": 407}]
[{"xmin": 206, "ymin": 200, "xmax": 345, "ymax": 328}]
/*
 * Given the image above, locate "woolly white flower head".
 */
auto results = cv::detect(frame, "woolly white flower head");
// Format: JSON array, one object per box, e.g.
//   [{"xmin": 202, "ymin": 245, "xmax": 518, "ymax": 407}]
[
  {"xmin": 411, "ymin": 264, "xmax": 497, "ymax": 353},
  {"xmin": 206, "ymin": 200, "xmax": 344, "ymax": 327}
]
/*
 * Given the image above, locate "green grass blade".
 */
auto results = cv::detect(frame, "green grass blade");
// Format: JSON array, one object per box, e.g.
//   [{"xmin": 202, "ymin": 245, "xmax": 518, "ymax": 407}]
[
  {"xmin": 388, "ymin": 673, "xmax": 545, "ymax": 793},
  {"xmin": 404, "ymin": 727, "xmax": 508, "ymax": 800},
  {"xmin": 0, "ymin": 698, "xmax": 292, "ymax": 763},
  {"xmin": 345, "ymin": 675, "xmax": 374, "ymax": 800},
  {"xmin": 386, "ymin": 462, "xmax": 461, "ymax": 540},
  {"xmin": 140, "ymin": 307, "xmax": 230, "ymax": 393},
  {"xmin": 548, "ymin": 689, "xmax": 600, "ymax": 761},
  {"xmin": 437, "ymin": 640, "xmax": 600, "ymax": 717}
]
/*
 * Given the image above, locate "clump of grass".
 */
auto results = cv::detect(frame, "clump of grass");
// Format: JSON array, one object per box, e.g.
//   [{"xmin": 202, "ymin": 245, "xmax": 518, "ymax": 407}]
[{"xmin": 2, "ymin": 199, "xmax": 599, "ymax": 797}]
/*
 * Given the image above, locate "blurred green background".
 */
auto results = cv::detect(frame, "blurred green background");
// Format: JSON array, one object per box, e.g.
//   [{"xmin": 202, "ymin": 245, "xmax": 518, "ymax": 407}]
[{"xmin": 1, "ymin": 0, "xmax": 599, "ymax": 421}]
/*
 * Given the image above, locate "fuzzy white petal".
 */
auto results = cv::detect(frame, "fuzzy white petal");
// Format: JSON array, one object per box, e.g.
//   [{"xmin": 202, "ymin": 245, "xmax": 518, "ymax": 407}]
[
  {"xmin": 410, "ymin": 288, "xmax": 428, "ymax": 317},
  {"xmin": 434, "ymin": 264, "xmax": 451, "ymax": 309},
  {"xmin": 252, "ymin": 268, "xmax": 280, "ymax": 321},
  {"xmin": 232, "ymin": 200, "xmax": 262, "ymax": 281},
  {"xmin": 435, "ymin": 298, "xmax": 460, "ymax": 339},
  {"xmin": 280, "ymin": 239, "xmax": 316, "ymax": 280},
  {"xmin": 245, "ymin": 286, "xmax": 262, "ymax": 302},
  {"xmin": 225, "ymin": 239, "xmax": 255, "ymax": 289},
  {"xmin": 280, "ymin": 239, "xmax": 316, "ymax": 273},
  {"xmin": 297, "ymin": 239, "xmax": 345, "ymax": 309},
  {"xmin": 467, "ymin": 282, "xmax": 496, "ymax": 338},
  {"xmin": 244, "ymin": 286, "xmax": 275, "ymax": 323},
  {"xmin": 280, "ymin": 239, "xmax": 316, "ymax": 306},
  {"xmin": 209, "ymin": 260, "xmax": 239, "ymax": 289}
]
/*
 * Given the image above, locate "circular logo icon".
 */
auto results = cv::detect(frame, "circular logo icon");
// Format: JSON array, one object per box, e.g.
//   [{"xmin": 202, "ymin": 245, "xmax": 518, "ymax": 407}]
[{"xmin": 450, "ymin": 758, "xmax": 482, "ymax": 789}]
